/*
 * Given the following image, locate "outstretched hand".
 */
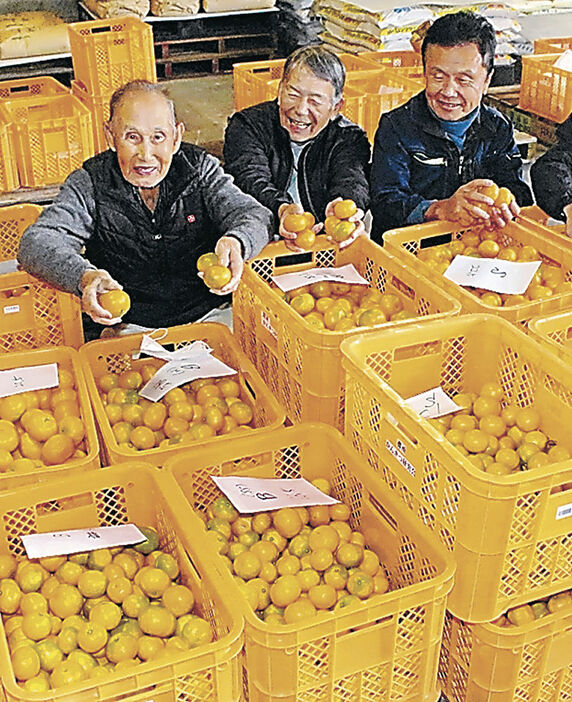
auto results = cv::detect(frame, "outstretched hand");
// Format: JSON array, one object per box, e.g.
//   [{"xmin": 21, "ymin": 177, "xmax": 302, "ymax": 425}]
[{"xmin": 80, "ymin": 269, "xmax": 124, "ymax": 325}]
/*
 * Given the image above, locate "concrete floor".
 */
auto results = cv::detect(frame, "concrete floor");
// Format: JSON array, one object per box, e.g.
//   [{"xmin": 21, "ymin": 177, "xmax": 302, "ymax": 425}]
[{"xmin": 166, "ymin": 74, "xmax": 235, "ymax": 161}]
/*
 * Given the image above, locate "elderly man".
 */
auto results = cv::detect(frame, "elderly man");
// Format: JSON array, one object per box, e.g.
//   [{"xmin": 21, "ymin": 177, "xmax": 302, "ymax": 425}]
[
  {"xmin": 224, "ymin": 45, "xmax": 370, "ymax": 251},
  {"xmin": 531, "ymin": 114, "xmax": 572, "ymax": 237},
  {"xmin": 370, "ymin": 11, "xmax": 532, "ymax": 241},
  {"xmin": 18, "ymin": 80, "xmax": 272, "ymax": 337}
]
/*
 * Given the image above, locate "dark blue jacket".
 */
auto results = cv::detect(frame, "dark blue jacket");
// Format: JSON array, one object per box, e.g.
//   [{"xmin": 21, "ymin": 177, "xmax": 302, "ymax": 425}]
[{"xmin": 370, "ymin": 91, "xmax": 533, "ymax": 240}]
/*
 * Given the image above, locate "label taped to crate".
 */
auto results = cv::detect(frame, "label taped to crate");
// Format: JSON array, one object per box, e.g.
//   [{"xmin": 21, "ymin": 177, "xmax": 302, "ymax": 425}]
[
  {"xmin": 0, "ymin": 259, "xmax": 18, "ymax": 274},
  {"xmin": 386, "ymin": 439, "xmax": 415, "ymax": 477},
  {"xmin": 0, "ymin": 363, "xmax": 58, "ymax": 398},
  {"xmin": 405, "ymin": 386, "xmax": 462, "ymax": 419},
  {"xmin": 212, "ymin": 476, "xmax": 339, "ymax": 512},
  {"xmin": 556, "ymin": 502, "xmax": 572, "ymax": 520},
  {"xmin": 22, "ymin": 524, "xmax": 145, "ymax": 559},
  {"xmin": 138, "ymin": 335, "xmax": 236, "ymax": 401},
  {"xmin": 443, "ymin": 255, "xmax": 541, "ymax": 294},
  {"xmin": 272, "ymin": 264, "xmax": 368, "ymax": 292}
]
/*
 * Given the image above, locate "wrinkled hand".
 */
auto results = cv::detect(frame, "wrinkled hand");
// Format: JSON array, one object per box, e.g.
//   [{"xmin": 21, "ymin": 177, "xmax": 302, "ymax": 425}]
[
  {"xmin": 80, "ymin": 269, "xmax": 124, "ymax": 325},
  {"xmin": 564, "ymin": 203, "xmax": 572, "ymax": 238},
  {"xmin": 278, "ymin": 203, "xmax": 323, "ymax": 253},
  {"xmin": 428, "ymin": 179, "xmax": 497, "ymax": 227},
  {"xmin": 325, "ymin": 197, "xmax": 366, "ymax": 249},
  {"xmin": 200, "ymin": 236, "xmax": 243, "ymax": 296},
  {"xmin": 488, "ymin": 198, "xmax": 520, "ymax": 230}
]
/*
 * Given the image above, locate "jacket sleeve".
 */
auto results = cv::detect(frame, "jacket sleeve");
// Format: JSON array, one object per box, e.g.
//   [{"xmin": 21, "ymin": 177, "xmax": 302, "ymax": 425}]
[
  {"xmin": 370, "ymin": 114, "xmax": 428, "ymax": 240},
  {"xmin": 487, "ymin": 118, "xmax": 533, "ymax": 207},
  {"xmin": 200, "ymin": 152, "xmax": 273, "ymax": 260},
  {"xmin": 531, "ymin": 138, "xmax": 572, "ymax": 221},
  {"xmin": 223, "ymin": 111, "xmax": 290, "ymax": 221},
  {"xmin": 325, "ymin": 126, "xmax": 371, "ymax": 212},
  {"xmin": 17, "ymin": 169, "xmax": 96, "ymax": 296}
]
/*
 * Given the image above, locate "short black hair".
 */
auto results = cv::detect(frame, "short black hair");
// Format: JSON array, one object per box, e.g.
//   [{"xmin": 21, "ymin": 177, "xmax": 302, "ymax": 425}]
[{"xmin": 422, "ymin": 11, "xmax": 496, "ymax": 75}]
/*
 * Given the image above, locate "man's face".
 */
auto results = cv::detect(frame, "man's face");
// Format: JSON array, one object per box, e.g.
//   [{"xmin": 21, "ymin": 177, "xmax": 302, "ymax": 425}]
[
  {"xmin": 424, "ymin": 43, "xmax": 492, "ymax": 121},
  {"xmin": 105, "ymin": 91, "xmax": 184, "ymax": 189},
  {"xmin": 278, "ymin": 66, "xmax": 342, "ymax": 142}
]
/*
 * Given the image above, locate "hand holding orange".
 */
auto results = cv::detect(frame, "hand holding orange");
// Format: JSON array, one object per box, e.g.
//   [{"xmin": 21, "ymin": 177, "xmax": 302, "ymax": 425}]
[
  {"xmin": 197, "ymin": 252, "xmax": 232, "ymax": 290},
  {"xmin": 99, "ymin": 290, "xmax": 130, "ymax": 319}
]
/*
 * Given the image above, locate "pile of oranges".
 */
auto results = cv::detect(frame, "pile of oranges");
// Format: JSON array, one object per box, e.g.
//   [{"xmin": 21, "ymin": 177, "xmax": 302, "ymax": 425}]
[
  {"xmin": 495, "ymin": 587, "xmax": 572, "ymax": 628},
  {"xmin": 1, "ymin": 526, "xmax": 212, "ymax": 692},
  {"xmin": 203, "ymin": 480, "xmax": 390, "ymax": 626},
  {"xmin": 417, "ymin": 231, "xmax": 571, "ymax": 307},
  {"xmin": 427, "ymin": 382, "xmax": 570, "ymax": 475},
  {"xmin": 96, "ymin": 365, "xmax": 255, "ymax": 452},
  {"xmin": 0, "ymin": 367, "xmax": 87, "ymax": 474},
  {"xmin": 284, "ymin": 281, "xmax": 416, "ymax": 331},
  {"xmin": 282, "ymin": 211, "xmax": 317, "ymax": 251}
]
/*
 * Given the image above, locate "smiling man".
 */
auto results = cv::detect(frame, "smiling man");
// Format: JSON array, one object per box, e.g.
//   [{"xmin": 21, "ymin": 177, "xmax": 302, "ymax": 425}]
[
  {"xmin": 223, "ymin": 46, "xmax": 370, "ymax": 250},
  {"xmin": 18, "ymin": 80, "xmax": 271, "ymax": 337},
  {"xmin": 370, "ymin": 11, "xmax": 532, "ymax": 241}
]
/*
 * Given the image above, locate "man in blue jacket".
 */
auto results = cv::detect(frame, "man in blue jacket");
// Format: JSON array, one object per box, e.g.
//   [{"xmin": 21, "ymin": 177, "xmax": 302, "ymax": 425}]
[{"xmin": 370, "ymin": 11, "xmax": 532, "ymax": 241}]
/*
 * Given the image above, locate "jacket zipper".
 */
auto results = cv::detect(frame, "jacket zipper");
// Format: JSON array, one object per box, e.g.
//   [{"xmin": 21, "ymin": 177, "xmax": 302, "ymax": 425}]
[{"xmin": 298, "ymin": 146, "xmax": 316, "ymax": 215}]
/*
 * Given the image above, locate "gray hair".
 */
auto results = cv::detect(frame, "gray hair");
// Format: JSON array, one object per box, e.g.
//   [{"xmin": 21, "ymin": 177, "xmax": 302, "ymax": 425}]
[
  {"xmin": 108, "ymin": 80, "xmax": 178, "ymax": 126},
  {"xmin": 282, "ymin": 46, "xmax": 345, "ymax": 103}
]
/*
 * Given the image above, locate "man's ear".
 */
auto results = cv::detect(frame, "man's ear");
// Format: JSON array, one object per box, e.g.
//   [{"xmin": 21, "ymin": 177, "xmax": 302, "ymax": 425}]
[
  {"xmin": 104, "ymin": 122, "xmax": 116, "ymax": 152},
  {"xmin": 174, "ymin": 121, "xmax": 185, "ymax": 150},
  {"xmin": 332, "ymin": 97, "xmax": 344, "ymax": 118},
  {"xmin": 484, "ymin": 68, "xmax": 494, "ymax": 93}
]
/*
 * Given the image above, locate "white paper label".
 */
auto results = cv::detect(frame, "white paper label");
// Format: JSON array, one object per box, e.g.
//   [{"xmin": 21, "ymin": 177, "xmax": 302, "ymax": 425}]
[
  {"xmin": 22, "ymin": 524, "xmax": 145, "ymax": 559},
  {"xmin": 0, "ymin": 259, "xmax": 18, "ymax": 275},
  {"xmin": 272, "ymin": 264, "xmax": 368, "ymax": 292},
  {"xmin": 385, "ymin": 440, "xmax": 416, "ymax": 477},
  {"xmin": 443, "ymin": 256, "xmax": 541, "ymax": 295},
  {"xmin": 405, "ymin": 386, "xmax": 462, "ymax": 419},
  {"xmin": 556, "ymin": 502, "xmax": 572, "ymax": 520},
  {"xmin": 140, "ymin": 355, "xmax": 236, "ymax": 401},
  {"xmin": 0, "ymin": 363, "xmax": 59, "ymax": 398},
  {"xmin": 134, "ymin": 335, "xmax": 211, "ymax": 362},
  {"xmin": 211, "ymin": 476, "xmax": 339, "ymax": 513},
  {"xmin": 3, "ymin": 304, "xmax": 19, "ymax": 315}
]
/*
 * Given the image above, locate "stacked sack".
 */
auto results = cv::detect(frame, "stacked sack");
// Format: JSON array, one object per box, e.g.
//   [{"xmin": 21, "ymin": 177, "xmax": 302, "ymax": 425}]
[
  {"xmin": 0, "ymin": 11, "xmax": 70, "ymax": 60},
  {"xmin": 82, "ymin": 0, "xmax": 150, "ymax": 18}
]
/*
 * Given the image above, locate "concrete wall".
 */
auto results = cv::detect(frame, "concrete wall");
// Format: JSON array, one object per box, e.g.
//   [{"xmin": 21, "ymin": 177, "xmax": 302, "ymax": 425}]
[{"xmin": 0, "ymin": 0, "xmax": 78, "ymax": 21}]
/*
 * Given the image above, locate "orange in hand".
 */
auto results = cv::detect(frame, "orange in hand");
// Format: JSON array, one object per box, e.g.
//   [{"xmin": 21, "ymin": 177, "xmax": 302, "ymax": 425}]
[
  {"xmin": 203, "ymin": 265, "xmax": 231, "ymax": 290},
  {"xmin": 333, "ymin": 199, "xmax": 357, "ymax": 219},
  {"xmin": 283, "ymin": 212, "xmax": 315, "ymax": 233},
  {"xmin": 99, "ymin": 290, "xmax": 130, "ymax": 319}
]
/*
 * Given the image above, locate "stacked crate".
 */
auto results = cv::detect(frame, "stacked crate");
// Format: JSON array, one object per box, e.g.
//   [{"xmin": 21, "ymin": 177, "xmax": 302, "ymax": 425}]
[
  {"xmin": 68, "ymin": 17, "xmax": 157, "ymax": 154},
  {"xmin": 0, "ymin": 76, "xmax": 93, "ymax": 190}
]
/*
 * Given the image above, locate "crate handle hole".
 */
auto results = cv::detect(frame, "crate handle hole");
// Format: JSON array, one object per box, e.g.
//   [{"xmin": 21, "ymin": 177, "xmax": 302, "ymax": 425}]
[
  {"xmin": 9, "ymin": 85, "xmax": 30, "ymax": 94},
  {"xmin": 274, "ymin": 251, "xmax": 313, "ymax": 268},
  {"xmin": 92, "ymin": 25, "xmax": 112, "ymax": 34},
  {"xmin": 419, "ymin": 232, "xmax": 453, "ymax": 249},
  {"xmin": 368, "ymin": 494, "xmax": 398, "ymax": 532}
]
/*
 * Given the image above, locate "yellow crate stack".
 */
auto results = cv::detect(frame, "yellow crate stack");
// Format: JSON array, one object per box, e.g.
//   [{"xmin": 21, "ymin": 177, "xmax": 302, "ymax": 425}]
[
  {"xmin": 519, "ymin": 52, "xmax": 572, "ymax": 124},
  {"xmin": 68, "ymin": 17, "xmax": 157, "ymax": 154},
  {"xmin": 163, "ymin": 424, "xmax": 455, "ymax": 702}
]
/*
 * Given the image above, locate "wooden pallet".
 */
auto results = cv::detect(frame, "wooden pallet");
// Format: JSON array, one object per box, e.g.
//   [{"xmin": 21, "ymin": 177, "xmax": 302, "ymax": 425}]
[{"xmin": 485, "ymin": 85, "xmax": 559, "ymax": 146}]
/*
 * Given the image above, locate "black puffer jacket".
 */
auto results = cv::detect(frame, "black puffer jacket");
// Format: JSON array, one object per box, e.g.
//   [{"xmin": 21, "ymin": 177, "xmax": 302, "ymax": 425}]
[
  {"xmin": 223, "ymin": 100, "xmax": 370, "ymax": 224},
  {"xmin": 531, "ymin": 115, "xmax": 572, "ymax": 220}
]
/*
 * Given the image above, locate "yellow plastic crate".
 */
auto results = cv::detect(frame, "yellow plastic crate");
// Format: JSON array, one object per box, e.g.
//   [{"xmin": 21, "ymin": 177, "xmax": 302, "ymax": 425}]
[
  {"xmin": 233, "ymin": 236, "xmax": 461, "ymax": 430},
  {"xmin": 0, "ymin": 204, "xmax": 42, "ymax": 262},
  {"xmin": 67, "ymin": 17, "xmax": 157, "ymax": 96},
  {"xmin": 0, "ymin": 94, "xmax": 94, "ymax": 187},
  {"xmin": 0, "ymin": 76, "xmax": 69, "ymax": 101},
  {"xmin": 163, "ymin": 423, "xmax": 455, "ymax": 702},
  {"xmin": 383, "ymin": 217, "xmax": 572, "ymax": 327},
  {"xmin": 341, "ymin": 314, "xmax": 572, "ymax": 622},
  {"xmin": 439, "ymin": 603, "xmax": 572, "ymax": 701},
  {"xmin": 0, "ymin": 271, "xmax": 83, "ymax": 351},
  {"xmin": 78, "ymin": 322, "xmax": 285, "ymax": 468},
  {"xmin": 534, "ymin": 36, "xmax": 572, "ymax": 53},
  {"xmin": 0, "ymin": 464, "xmax": 243, "ymax": 702},
  {"xmin": 529, "ymin": 310, "xmax": 572, "ymax": 362},
  {"xmin": 0, "ymin": 345, "xmax": 99, "ymax": 491},
  {"xmin": 232, "ymin": 53, "xmax": 380, "ymax": 111},
  {"xmin": 519, "ymin": 53, "xmax": 572, "ymax": 123},
  {"xmin": 0, "ymin": 121, "xmax": 17, "ymax": 193},
  {"xmin": 71, "ymin": 79, "xmax": 110, "ymax": 154},
  {"xmin": 345, "ymin": 69, "xmax": 423, "ymax": 141}
]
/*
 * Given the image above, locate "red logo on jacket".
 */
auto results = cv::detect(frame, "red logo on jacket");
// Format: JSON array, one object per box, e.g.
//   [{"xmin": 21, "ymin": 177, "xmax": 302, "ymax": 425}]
[{"xmin": 187, "ymin": 214, "xmax": 196, "ymax": 223}]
